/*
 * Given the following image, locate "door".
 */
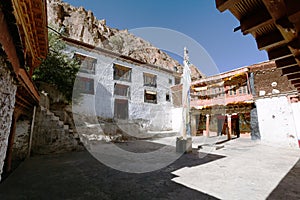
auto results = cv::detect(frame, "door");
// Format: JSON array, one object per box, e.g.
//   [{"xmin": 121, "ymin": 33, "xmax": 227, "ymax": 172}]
[{"xmin": 114, "ymin": 99, "xmax": 128, "ymax": 120}]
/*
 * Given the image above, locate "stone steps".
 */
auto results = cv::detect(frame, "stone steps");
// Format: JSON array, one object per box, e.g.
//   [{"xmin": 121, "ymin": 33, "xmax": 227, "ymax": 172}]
[{"xmin": 36, "ymin": 106, "xmax": 74, "ymax": 137}]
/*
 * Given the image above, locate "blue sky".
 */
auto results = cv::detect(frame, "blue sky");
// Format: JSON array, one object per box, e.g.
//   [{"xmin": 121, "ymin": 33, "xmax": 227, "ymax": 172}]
[{"xmin": 63, "ymin": 0, "xmax": 268, "ymax": 74}]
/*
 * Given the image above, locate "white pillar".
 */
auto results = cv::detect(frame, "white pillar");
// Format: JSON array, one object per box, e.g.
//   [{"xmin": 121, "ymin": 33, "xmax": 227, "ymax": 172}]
[{"xmin": 205, "ymin": 114, "xmax": 210, "ymax": 137}]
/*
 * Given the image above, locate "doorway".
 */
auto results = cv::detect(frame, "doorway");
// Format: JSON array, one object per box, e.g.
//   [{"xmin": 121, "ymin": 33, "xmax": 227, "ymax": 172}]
[{"xmin": 114, "ymin": 99, "xmax": 128, "ymax": 120}]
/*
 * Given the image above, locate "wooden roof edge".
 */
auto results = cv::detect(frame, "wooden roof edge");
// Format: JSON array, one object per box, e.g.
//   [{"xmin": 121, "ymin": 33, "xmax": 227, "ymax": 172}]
[{"xmin": 62, "ymin": 36, "xmax": 182, "ymax": 76}]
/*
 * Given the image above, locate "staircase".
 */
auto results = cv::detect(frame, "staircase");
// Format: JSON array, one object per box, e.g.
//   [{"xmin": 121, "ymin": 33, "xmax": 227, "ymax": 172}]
[{"xmin": 31, "ymin": 106, "xmax": 83, "ymax": 155}]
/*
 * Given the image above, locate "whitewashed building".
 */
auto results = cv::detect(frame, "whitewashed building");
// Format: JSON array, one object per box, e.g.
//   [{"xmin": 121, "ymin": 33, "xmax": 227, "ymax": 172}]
[{"xmin": 64, "ymin": 37, "xmax": 182, "ymax": 131}]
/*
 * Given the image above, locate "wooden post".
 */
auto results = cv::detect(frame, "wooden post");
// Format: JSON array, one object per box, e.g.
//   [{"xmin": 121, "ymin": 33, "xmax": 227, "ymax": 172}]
[
  {"xmin": 27, "ymin": 106, "xmax": 36, "ymax": 158},
  {"xmin": 5, "ymin": 114, "xmax": 17, "ymax": 173},
  {"xmin": 191, "ymin": 115, "xmax": 197, "ymax": 136},
  {"xmin": 227, "ymin": 114, "xmax": 232, "ymax": 140}
]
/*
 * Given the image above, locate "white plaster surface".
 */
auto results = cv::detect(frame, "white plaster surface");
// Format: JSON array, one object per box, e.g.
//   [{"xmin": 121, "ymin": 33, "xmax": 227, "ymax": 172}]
[
  {"xmin": 150, "ymin": 136, "xmax": 300, "ymax": 200},
  {"xmin": 172, "ymin": 107, "xmax": 183, "ymax": 132},
  {"xmin": 68, "ymin": 45, "xmax": 176, "ymax": 131},
  {"xmin": 291, "ymin": 102, "xmax": 300, "ymax": 145},
  {"xmin": 256, "ymin": 96, "xmax": 299, "ymax": 148}
]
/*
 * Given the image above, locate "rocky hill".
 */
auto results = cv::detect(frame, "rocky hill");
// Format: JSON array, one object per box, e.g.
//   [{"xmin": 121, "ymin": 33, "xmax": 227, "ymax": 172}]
[{"xmin": 47, "ymin": 0, "xmax": 203, "ymax": 78}]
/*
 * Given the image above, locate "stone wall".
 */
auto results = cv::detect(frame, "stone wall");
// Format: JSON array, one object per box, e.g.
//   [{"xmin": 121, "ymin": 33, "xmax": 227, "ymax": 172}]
[
  {"xmin": 0, "ymin": 58, "xmax": 17, "ymax": 181},
  {"xmin": 251, "ymin": 62, "xmax": 295, "ymax": 96},
  {"xmin": 250, "ymin": 107, "xmax": 260, "ymax": 140},
  {"xmin": 12, "ymin": 119, "xmax": 30, "ymax": 162}
]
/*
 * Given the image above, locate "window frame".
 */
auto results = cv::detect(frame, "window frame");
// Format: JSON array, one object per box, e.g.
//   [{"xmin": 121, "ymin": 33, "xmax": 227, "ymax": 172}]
[
  {"xmin": 77, "ymin": 77, "xmax": 94, "ymax": 95},
  {"xmin": 74, "ymin": 53, "xmax": 97, "ymax": 74},
  {"xmin": 144, "ymin": 90, "xmax": 157, "ymax": 104},
  {"xmin": 143, "ymin": 72, "xmax": 157, "ymax": 88},
  {"xmin": 114, "ymin": 83, "xmax": 130, "ymax": 99},
  {"xmin": 113, "ymin": 64, "xmax": 132, "ymax": 82}
]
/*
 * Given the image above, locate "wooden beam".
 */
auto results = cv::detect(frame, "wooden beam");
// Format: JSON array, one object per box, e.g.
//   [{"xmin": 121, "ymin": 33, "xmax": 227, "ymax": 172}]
[
  {"xmin": 262, "ymin": 0, "xmax": 287, "ymax": 20},
  {"xmin": 288, "ymin": 11, "xmax": 300, "ymax": 32},
  {"xmin": 281, "ymin": 65, "xmax": 300, "ymax": 76},
  {"xmin": 275, "ymin": 56, "xmax": 297, "ymax": 69},
  {"xmin": 241, "ymin": 8, "xmax": 273, "ymax": 35},
  {"xmin": 256, "ymin": 30, "xmax": 285, "ymax": 50},
  {"xmin": 263, "ymin": 0, "xmax": 300, "ymax": 57},
  {"xmin": 291, "ymin": 79, "xmax": 300, "ymax": 85},
  {"xmin": 288, "ymin": 38, "xmax": 300, "ymax": 57},
  {"xmin": 287, "ymin": 73, "xmax": 300, "ymax": 81},
  {"xmin": 0, "ymin": 10, "xmax": 21, "ymax": 75},
  {"xmin": 268, "ymin": 46, "xmax": 292, "ymax": 60},
  {"xmin": 293, "ymin": 83, "xmax": 300, "ymax": 88},
  {"xmin": 216, "ymin": 0, "xmax": 243, "ymax": 12},
  {"xmin": 285, "ymin": 0, "xmax": 300, "ymax": 16}
]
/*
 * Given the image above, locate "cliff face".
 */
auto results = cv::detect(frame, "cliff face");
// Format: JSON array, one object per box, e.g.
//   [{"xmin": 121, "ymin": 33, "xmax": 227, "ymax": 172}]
[{"xmin": 47, "ymin": 0, "xmax": 183, "ymax": 72}]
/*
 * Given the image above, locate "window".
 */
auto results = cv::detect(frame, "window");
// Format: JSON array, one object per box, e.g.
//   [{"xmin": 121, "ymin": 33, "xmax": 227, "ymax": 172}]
[
  {"xmin": 114, "ymin": 84, "xmax": 130, "ymax": 98},
  {"xmin": 221, "ymin": 87, "xmax": 225, "ymax": 97},
  {"xmin": 144, "ymin": 90, "xmax": 157, "ymax": 104},
  {"xmin": 238, "ymin": 86, "xmax": 243, "ymax": 94},
  {"xmin": 113, "ymin": 64, "xmax": 132, "ymax": 82},
  {"xmin": 229, "ymin": 86, "xmax": 236, "ymax": 96},
  {"xmin": 169, "ymin": 78, "xmax": 173, "ymax": 85},
  {"xmin": 243, "ymin": 85, "xmax": 249, "ymax": 94},
  {"xmin": 175, "ymin": 77, "xmax": 181, "ymax": 85},
  {"xmin": 77, "ymin": 77, "xmax": 94, "ymax": 94},
  {"xmin": 166, "ymin": 93, "xmax": 170, "ymax": 102},
  {"xmin": 74, "ymin": 53, "xmax": 97, "ymax": 74},
  {"xmin": 143, "ymin": 73, "xmax": 157, "ymax": 87}
]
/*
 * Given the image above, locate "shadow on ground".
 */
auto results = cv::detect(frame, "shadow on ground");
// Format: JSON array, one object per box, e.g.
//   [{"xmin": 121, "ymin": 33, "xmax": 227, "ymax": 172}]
[
  {"xmin": 267, "ymin": 158, "xmax": 300, "ymax": 200},
  {"xmin": 0, "ymin": 141, "xmax": 224, "ymax": 200}
]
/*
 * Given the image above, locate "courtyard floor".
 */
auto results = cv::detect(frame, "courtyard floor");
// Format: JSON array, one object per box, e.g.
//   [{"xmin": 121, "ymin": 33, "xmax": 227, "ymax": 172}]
[{"xmin": 0, "ymin": 135, "xmax": 299, "ymax": 200}]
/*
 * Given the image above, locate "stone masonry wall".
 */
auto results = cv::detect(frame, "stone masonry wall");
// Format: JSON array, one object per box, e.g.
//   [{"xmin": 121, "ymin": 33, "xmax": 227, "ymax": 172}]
[
  {"xmin": 0, "ymin": 58, "xmax": 17, "ymax": 181},
  {"xmin": 12, "ymin": 119, "xmax": 31, "ymax": 162},
  {"xmin": 251, "ymin": 62, "xmax": 295, "ymax": 96}
]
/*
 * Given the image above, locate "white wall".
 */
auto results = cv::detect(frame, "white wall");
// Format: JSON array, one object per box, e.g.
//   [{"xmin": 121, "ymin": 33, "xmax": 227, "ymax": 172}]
[
  {"xmin": 172, "ymin": 107, "xmax": 183, "ymax": 132},
  {"xmin": 291, "ymin": 102, "xmax": 300, "ymax": 148},
  {"xmin": 68, "ymin": 44, "xmax": 176, "ymax": 131},
  {"xmin": 256, "ymin": 96, "xmax": 299, "ymax": 148}
]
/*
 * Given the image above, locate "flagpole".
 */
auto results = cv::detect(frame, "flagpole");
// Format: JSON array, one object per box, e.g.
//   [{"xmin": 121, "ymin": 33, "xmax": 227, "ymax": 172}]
[{"xmin": 176, "ymin": 47, "xmax": 192, "ymax": 153}]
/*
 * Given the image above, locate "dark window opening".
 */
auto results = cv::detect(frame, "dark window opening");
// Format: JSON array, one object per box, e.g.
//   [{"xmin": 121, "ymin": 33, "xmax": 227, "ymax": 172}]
[
  {"xmin": 114, "ymin": 84, "xmax": 130, "ymax": 98},
  {"xmin": 143, "ymin": 73, "xmax": 157, "ymax": 87},
  {"xmin": 78, "ymin": 77, "xmax": 94, "ymax": 94},
  {"xmin": 113, "ymin": 64, "xmax": 132, "ymax": 82},
  {"xmin": 74, "ymin": 53, "xmax": 97, "ymax": 74},
  {"xmin": 175, "ymin": 77, "xmax": 181, "ymax": 85},
  {"xmin": 144, "ymin": 90, "xmax": 157, "ymax": 104},
  {"xmin": 166, "ymin": 93, "xmax": 170, "ymax": 102}
]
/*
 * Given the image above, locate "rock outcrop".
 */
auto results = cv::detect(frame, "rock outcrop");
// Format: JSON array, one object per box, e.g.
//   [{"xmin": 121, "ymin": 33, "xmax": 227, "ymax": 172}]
[{"xmin": 47, "ymin": 0, "xmax": 184, "ymax": 72}]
